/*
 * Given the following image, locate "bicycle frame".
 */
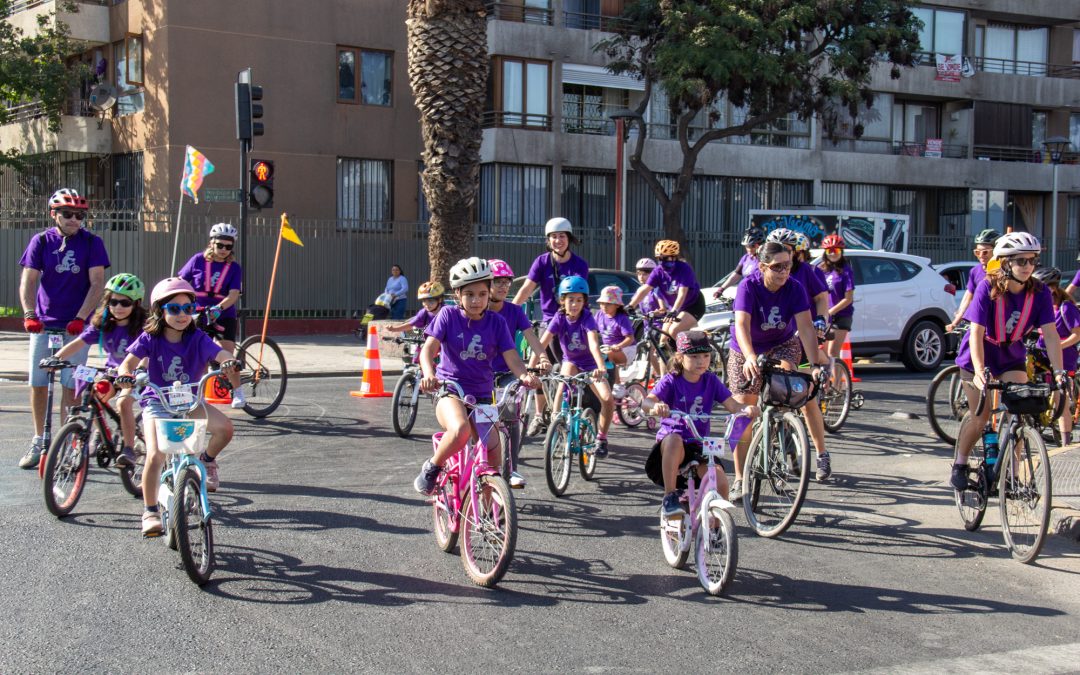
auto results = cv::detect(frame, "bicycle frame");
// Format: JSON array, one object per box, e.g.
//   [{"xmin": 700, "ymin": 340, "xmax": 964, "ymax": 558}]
[
  {"xmin": 548, "ymin": 372, "xmax": 597, "ymax": 456},
  {"xmin": 670, "ymin": 412, "xmax": 743, "ymax": 540}
]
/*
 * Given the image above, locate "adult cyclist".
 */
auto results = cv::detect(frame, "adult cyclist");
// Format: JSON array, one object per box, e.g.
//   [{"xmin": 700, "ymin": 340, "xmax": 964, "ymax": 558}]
[
  {"xmin": 715, "ymin": 226, "xmax": 765, "ymax": 297},
  {"xmin": 627, "ymin": 239, "xmax": 705, "ymax": 339},
  {"xmin": 947, "ymin": 228, "xmax": 999, "ymax": 333}
]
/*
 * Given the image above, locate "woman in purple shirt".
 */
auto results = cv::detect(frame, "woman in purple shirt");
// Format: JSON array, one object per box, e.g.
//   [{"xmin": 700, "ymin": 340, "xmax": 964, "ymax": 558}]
[
  {"xmin": 949, "ymin": 233, "xmax": 1065, "ymax": 491},
  {"xmin": 1033, "ymin": 267, "xmax": 1080, "ymax": 446},
  {"xmin": 627, "ymin": 239, "xmax": 704, "ymax": 341}
]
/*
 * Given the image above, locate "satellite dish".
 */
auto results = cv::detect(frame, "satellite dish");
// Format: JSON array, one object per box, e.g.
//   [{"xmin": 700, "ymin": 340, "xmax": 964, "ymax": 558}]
[{"xmin": 88, "ymin": 84, "xmax": 117, "ymax": 111}]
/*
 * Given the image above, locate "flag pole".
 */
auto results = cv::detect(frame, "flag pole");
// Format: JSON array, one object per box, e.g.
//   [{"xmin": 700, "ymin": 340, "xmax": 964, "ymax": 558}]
[
  {"xmin": 170, "ymin": 196, "xmax": 185, "ymax": 273},
  {"xmin": 258, "ymin": 213, "xmax": 287, "ymax": 366}
]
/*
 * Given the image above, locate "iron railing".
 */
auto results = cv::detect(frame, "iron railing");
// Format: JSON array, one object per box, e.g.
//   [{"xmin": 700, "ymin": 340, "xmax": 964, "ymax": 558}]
[
  {"xmin": 482, "ymin": 111, "xmax": 552, "ymax": 130},
  {"xmin": 2, "ymin": 0, "xmax": 107, "ymax": 16},
  {"xmin": 914, "ymin": 51, "xmax": 1080, "ymax": 80},
  {"xmin": 484, "ymin": 1, "xmax": 553, "ymax": 25},
  {"xmin": 563, "ymin": 10, "xmax": 629, "ymax": 32},
  {"xmin": 973, "ymin": 145, "xmax": 1080, "ymax": 164},
  {"xmin": 1, "ymin": 98, "xmax": 96, "ymax": 124},
  {"xmin": 561, "ymin": 113, "xmax": 615, "ymax": 136},
  {"xmin": 826, "ymin": 138, "xmax": 968, "ymax": 159}
]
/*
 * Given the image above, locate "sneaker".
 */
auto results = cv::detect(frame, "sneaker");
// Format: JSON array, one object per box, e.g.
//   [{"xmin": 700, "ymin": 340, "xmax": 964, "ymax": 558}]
[
  {"xmin": 661, "ymin": 491, "xmax": 684, "ymax": 519},
  {"xmin": 509, "ymin": 471, "xmax": 527, "ymax": 489},
  {"xmin": 949, "ymin": 464, "xmax": 968, "ymax": 491},
  {"xmin": 729, "ymin": 478, "xmax": 743, "ymax": 500},
  {"xmin": 413, "ymin": 459, "xmax": 441, "ymax": 496},
  {"xmin": 141, "ymin": 510, "xmax": 163, "ymax": 537},
  {"xmin": 230, "ymin": 388, "xmax": 247, "ymax": 410},
  {"xmin": 595, "ymin": 438, "xmax": 609, "ymax": 459},
  {"xmin": 816, "ymin": 452, "xmax": 832, "ymax": 481},
  {"xmin": 203, "ymin": 460, "xmax": 220, "ymax": 492},
  {"xmin": 612, "ymin": 384, "xmax": 627, "ymax": 400},
  {"xmin": 526, "ymin": 416, "xmax": 546, "ymax": 437},
  {"xmin": 18, "ymin": 440, "xmax": 43, "ymax": 470},
  {"xmin": 115, "ymin": 445, "xmax": 137, "ymax": 469}
]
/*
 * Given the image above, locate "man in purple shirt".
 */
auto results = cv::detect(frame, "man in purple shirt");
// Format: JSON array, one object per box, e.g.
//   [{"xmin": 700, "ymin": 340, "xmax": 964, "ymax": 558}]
[
  {"xmin": 947, "ymin": 229, "xmax": 998, "ymax": 332},
  {"xmin": 18, "ymin": 189, "xmax": 110, "ymax": 468}
]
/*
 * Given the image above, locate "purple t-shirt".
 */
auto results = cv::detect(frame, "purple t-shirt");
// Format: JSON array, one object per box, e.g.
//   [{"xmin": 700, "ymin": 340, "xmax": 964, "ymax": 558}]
[
  {"xmin": 19, "ymin": 228, "xmax": 111, "ymax": 329},
  {"xmin": 639, "ymin": 288, "xmax": 663, "ymax": 315},
  {"xmin": 736, "ymin": 253, "xmax": 758, "ymax": 278},
  {"xmin": 126, "ymin": 329, "xmax": 223, "ymax": 398},
  {"xmin": 491, "ymin": 301, "xmax": 531, "ymax": 372},
  {"xmin": 823, "ymin": 265, "xmax": 855, "ymax": 318},
  {"xmin": 651, "ymin": 372, "xmax": 733, "ymax": 443},
  {"xmin": 596, "ymin": 311, "xmax": 634, "ymax": 347},
  {"xmin": 526, "ymin": 252, "xmax": 589, "ymax": 320},
  {"xmin": 956, "ymin": 280, "xmax": 1055, "ymax": 376},
  {"xmin": 967, "ymin": 264, "xmax": 987, "ymax": 294},
  {"xmin": 80, "ymin": 323, "xmax": 136, "ymax": 368},
  {"xmin": 646, "ymin": 261, "xmax": 701, "ymax": 308},
  {"xmin": 730, "ymin": 275, "xmax": 811, "ymax": 354},
  {"xmin": 1038, "ymin": 301, "xmax": 1080, "ymax": 371},
  {"xmin": 178, "ymin": 254, "xmax": 244, "ymax": 319},
  {"xmin": 424, "ymin": 306, "xmax": 515, "ymax": 398},
  {"xmin": 546, "ymin": 309, "xmax": 600, "ymax": 372},
  {"xmin": 407, "ymin": 307, "xmax": 439, "ymax": 331}
]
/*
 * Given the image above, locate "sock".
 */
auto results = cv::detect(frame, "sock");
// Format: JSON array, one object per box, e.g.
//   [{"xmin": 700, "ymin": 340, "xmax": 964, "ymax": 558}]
[
  {"xmin": 32, "ymin": 435, "xmax": 42, "ymax": 445},
  {"xmin": 199, "ymin": 452, "xmax": 215, "ymax": 463},
  {"xmin": 145, "ymin": 504, "xmax": 159, "ymax": 513},
  {"xmin": 597, "ymin": 432, "xmax": 608, "ymax": 441}
]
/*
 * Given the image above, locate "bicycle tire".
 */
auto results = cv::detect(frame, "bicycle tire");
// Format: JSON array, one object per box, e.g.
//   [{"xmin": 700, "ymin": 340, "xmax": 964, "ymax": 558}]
[
  {"xmin": 743, "ymin": 411, "xmax": 810, "ymax": 538},
  {"xmin": 237, "ymin": 335, "xmax": 287, "ymax": 418},
  {"xmin": 42, "ymin": 420, "xmax": 90, "ymax": 518},
  {"xmin": 498, "ymin": 423, "xmax": 514, "ymax": 483},
  {"xmin": 821, "ymin": 360, "xmax": 853, "ymax": 433},
  {"xmin": 616, "ymin": 383, "xmax": 647, "ymax": 428},
  {"xmin": 953, "ymin": 414, "xmax": 987, "ymax": 531},
  {"xmin": 659, "ymin": 512, "xmax": 690, "ymax": 569},
  {"xmin": 460, "ymin": 474, "xmax": 517, "ymax": 587},
  {"xmin": 391, "ymin": 372, "xmax": 419, "ymax": 438},
  {"xmin": 999, "ymin": 425, "xmax": 1052, "ymax": 564},
  {"xmin": 544, "ymin": 417, "xmax": 572, "ymax": 496},
  {"xmin": 578, "ymin": 409, "xmax": 599, "ymax": 481},
  {"xmin": 695, "ymin": 505, "xmax": 738, "ymax": 596},
  {"xmin": 927, "ymin": 365, "xmax": 967, "ymax": 446},
  {"xmin": 432, "ymin": 478, "xmax": 459, "ymax": 552},
  {"xmin": 175, "ymin": 466, "xmax": 215, "ymax": 586},
  {"xmin": 119, "ymin": 423, "xmax": 146, "ymax": 499}
]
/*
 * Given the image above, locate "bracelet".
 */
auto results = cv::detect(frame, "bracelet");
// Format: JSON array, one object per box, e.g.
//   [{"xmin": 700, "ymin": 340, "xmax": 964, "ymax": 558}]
[{"xmin": 23, "ymin": 310, "xmax": 38, "ymax": 319}]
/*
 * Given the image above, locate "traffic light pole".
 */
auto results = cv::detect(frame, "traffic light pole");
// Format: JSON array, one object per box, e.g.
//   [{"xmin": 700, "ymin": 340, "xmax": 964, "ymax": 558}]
[{"xmin": 238, "ymin": 137, "xmax": 249, "ymax": 343}]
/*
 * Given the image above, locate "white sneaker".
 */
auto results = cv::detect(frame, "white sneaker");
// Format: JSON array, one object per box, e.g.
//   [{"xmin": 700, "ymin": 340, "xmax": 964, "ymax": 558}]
[
  {"xmin": 509, "ymin": 471, "xmax": 526, "ymax": 489},
  {"xmin": 230, "ymin": 388, "xmax": 247, "ymax": 409},
  {"xmin": 612, "ymin": 384, "xmax": 627, "ymax": 400}
]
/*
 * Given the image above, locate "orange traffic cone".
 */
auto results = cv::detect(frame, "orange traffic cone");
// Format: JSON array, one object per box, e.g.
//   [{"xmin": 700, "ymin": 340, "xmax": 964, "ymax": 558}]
[
  {"xmin": 351, "ymin": 324, "xmax": 392, "ymax": 398},
  {"xmin": 840, "ymin": 341, "xmax": 861, "ymax": 383},
  {"xmin": 204, "ymin": 373, "xmax": 232, "ymax": 404}
]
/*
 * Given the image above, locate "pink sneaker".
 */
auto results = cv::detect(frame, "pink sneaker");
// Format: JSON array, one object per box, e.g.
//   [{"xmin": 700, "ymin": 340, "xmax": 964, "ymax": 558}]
[
  {"xmin": 142, "ymin": 510, "xmax": 163, "ymax": 537},
  {"xmin": 204, "ymin": 461, "xmax": 220, "ymax": 492}
]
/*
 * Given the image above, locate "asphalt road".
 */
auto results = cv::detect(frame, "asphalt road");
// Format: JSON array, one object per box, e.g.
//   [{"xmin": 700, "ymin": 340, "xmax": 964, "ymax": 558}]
[{"xmin": 1, "ymin": 366, "xmax": 1078, "ymax": 673}]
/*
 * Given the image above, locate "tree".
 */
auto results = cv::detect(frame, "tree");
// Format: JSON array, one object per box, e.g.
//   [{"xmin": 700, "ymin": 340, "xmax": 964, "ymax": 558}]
[
  {"xmin": 406, "ymin": 0, "xmax": 487, "ymax": 282},
  {"xmin": 596, "ymin": 0, "xmax": 921, "ymax": 243},
  {"xmin": 0, "ymin": 0, "xmax": 89, "ymax": 168}
]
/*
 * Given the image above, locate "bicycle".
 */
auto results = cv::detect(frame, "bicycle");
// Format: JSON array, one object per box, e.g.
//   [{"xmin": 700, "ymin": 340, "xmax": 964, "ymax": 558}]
[
  {"xmin": 428, "ymin": 381, "xmax": 517, "ymax": 587},
  {"xmin": 494, "ymin": 369, "xmax": 546, "ymax": 487},
  {"xmin": 954, "ymin": 369, "xmax": 1056, "ymax": 564},
  {"xmin": 658, "ymin": 411, "xmax": 744, "ymax": 596},
  {"xmin": 386, "ymin": 333, "xmax": 430, "ymax": 437},
  {"xmin": 38, "ymin": 359, "xmax": 146, "ymax": 517},
  {"xmin": 926, "ymin": 323, "xmax": 971, "ymax": 446},
  {"xmin": 196, "ymin": 310, "xmax": 287, "ymax": 418},
  {"xmin": 542, "ymin": 371, "xmax": 601, "ymax": 496},
  {"xmin": 741, "ymin": 355, "xmax": 820, "ymax": 538},
  {"xmin": 814, "ymin": 328, "xmax": 854, "ymax": 433},
  {"xmin": 616, "ymin": 312, "xmax": 675, "ymax": 429}
]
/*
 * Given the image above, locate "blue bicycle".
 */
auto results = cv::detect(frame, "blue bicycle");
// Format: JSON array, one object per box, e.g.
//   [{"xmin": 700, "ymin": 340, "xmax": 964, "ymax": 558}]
[{"xmin": 542, "ymin": 372, "xmax": 599, "ymax": 496}]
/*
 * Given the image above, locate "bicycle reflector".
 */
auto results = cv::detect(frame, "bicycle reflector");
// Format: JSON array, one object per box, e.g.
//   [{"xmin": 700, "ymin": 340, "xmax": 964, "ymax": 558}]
[{"xmin": 94, "ymin": 380, "xmax": 112, "ymax": 395}]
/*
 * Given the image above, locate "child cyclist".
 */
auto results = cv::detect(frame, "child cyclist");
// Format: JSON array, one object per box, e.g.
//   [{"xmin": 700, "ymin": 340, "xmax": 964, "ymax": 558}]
[
  {"xmin": 537, "ymin": 275, "xmax": 616, "ymax": 457},
  {"xmin": 818, "ymin": 234, "xmax": 856, "ymax": 379},
  {"xmin": 642, "ymin": 331, "xmax": 759, "ymax": 518},
  {"xmin": 114, "ymin": 278, "xmax": 241, "ymax": 536},
  {"xmin": 596, "ymin": 285, "xmax": 636, "ymax": 399},
  {"xmin": 48, "ymin": 273, "xmax": 147, "ymax": 467},
  {"xmin": 413, "ymin": 258, "xmax": 540, "ymax": 495},
  {"xmin": 385, "ymin": 281, "xmax": 445, "ymax": 333}
]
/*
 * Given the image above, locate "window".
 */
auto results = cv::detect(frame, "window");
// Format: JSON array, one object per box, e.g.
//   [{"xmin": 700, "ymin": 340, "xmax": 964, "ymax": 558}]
[
  {"xmin": 562, "ymin": 84, "xmax": 627, "ymax": 134},
  {"xmin": 1070, "ymin": 113, "xmax": 1080, "ymax": 154},
  {"xmin": 892, "ymin": 101, "xmax": 939, "ymax": 145},
  {"xmin": 978, "ymin": 23, "xmax": 1048, "ymax": 75},
  {"xmin": 337, "ymin": 47, "xmax": 392, "ymax": 105},
  {"xmin": 337, "ymin": 158, "xmax": 393, "ymax": 229},
  {"xmin": 126, "ymin": 35, "xmax": 143, "ymax": 85},
  {"xmin": 477, "ymin": 163, "xmax": 550, "ymax": 233},
  {"xmin": 562, "ymin": 168, "xmax": 614, "ymax": 231},
  {"xmin": 1032, "ymin": 111, "xmax": 1048, "ymax": 150},
  {"xmin": 912, "ymin": 7, "xmax": 965, "ymax": 55},
  {"xmin": 1074, "ymin": 30, "xmax": 1080, "ymax": 64},
  {"xmin": 113, "ymin": 36, "xmax": 144, "ymax": 115},
  {"xmin": 565, "ymin": 0, "xmax": 625, "ymax": 30},
  {"xmin": 486, "ymin": 57, "xmax": 550, "ymax": 128},
  {"xmin": 487, "ymin": 0, "xmax": 552, "ymax": 25}
]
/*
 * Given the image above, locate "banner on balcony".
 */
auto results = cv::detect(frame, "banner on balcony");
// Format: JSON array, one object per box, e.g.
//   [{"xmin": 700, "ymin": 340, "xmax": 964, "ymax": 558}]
[
  {"xmin": 924, "ymin": 139, "xmax": 943, "ymax": 158},
  {"xmin": 935, "ymin": 55, "xmax": 962, "ymax": 82},
  {"xmin": 180, "ymin": 145, "xmax": 216, "ymax": 203}
]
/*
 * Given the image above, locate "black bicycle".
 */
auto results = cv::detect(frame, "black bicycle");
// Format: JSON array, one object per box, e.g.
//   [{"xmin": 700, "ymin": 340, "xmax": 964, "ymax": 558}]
[{"xmin": 196, "ymin": 310, "xmax": 287, "ymax": 418}]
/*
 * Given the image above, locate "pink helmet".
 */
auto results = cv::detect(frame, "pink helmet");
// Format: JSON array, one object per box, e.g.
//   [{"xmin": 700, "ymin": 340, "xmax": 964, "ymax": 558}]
[
  {"xmin": 598, "ymin": 285, "xmax": 623, "ymax": 305},
  {"xmin": 487, "ymin": 258, "xmax": 514, "ymax": 278},
  {"xmin": 635, "ymin": 257, "xmax": 657, "ymax": 271},
  {"xmin": 150, "ymin": 277, "xmax": 196, "ymax": 305}
]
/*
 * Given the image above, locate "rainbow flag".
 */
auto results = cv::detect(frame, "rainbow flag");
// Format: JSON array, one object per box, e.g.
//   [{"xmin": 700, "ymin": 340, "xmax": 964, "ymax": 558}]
[{"xmin": 180, "ymin": 145, "xmax": 215, "ymax": 203}]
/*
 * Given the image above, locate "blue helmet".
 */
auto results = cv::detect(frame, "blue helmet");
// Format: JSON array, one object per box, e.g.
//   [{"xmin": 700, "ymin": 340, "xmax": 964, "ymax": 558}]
[{"xmin": 558, "ymin": 275, "xmax": 589, "ymax": 298}]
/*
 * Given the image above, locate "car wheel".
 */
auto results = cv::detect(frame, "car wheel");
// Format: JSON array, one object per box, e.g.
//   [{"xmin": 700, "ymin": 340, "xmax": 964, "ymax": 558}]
[{"xmin": 901, "ymin": 320, "xmax": 944, "ymax": 372}]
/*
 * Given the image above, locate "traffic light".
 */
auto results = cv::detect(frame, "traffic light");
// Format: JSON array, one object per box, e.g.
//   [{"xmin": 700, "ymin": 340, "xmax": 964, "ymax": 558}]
[
  {"xmin": 249, "ymin": 159, "xmax": 274, "ymax": 209},
  {"xmin": 235, "ymin": 69, "xmax": 265, "ymax": 142}
]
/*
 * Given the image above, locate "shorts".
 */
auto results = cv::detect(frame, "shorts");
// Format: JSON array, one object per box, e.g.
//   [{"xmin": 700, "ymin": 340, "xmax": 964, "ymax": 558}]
[
  {"xmin": 681, "ymin": 293, "xmax": 707, "ymax": 321},
  {"xmin": 958, "ymin": 364, "xmax": 1026, "ymax": 382},
  {"xmin": 644, "ymin": 439, "xmax": 704, "ymax": 487},
  {"xmin": 434, "ymin": 389, "xmax": 498, "ymax": 444},
  {"xmin": 215, "ymin": 317, "xmax": 238, "ymax": 342},
  {"xmin": 540, "ymin": 317, "xmax": 564, "ymax": 363},
  {"xmin": 831, "ymin": 315, "xmax": 853, "ymax": 331},
  {"xmin": 28, "ymin": 331, "xmax": 89, "ymax": 388},
  {"xmin": 726, "ymin": 334, "xmax": 803, "ymax": 396},
  {"xmin": 605, "ymin": 344, "xmax": 637, "ymax": 363}
]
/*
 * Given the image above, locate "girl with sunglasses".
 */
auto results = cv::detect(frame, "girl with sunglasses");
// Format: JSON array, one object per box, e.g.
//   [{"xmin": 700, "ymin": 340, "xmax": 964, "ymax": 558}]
[
  {"xmin": 818, "ymin": 234, "xmax": 855, "ymax": 378},
  {"xmin": 115, "ymin": 278, "xmax": 241, "ymax": 536},
  {"xmin": 177, "ymin": 223, "xmax": 245, "ymax": 408}
]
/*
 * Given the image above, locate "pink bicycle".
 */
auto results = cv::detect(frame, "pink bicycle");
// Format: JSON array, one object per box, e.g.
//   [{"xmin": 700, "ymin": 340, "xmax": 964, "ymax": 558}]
[{"xmin": 430, "ymin": 381, "xmax": 518, "ymax": 587}]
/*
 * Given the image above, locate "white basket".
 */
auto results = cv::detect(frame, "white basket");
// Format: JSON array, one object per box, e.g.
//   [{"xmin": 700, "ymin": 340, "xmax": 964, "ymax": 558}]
[{"xmin": 155, "ymin": 418, "xmax": 208, "ymax": 455}]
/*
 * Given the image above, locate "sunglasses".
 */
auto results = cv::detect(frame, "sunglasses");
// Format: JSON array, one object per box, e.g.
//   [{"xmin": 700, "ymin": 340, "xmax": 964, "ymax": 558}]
[
  {"xmin": 1009, "ymin": 257, "xmax": 1038, "ymax": 268},
  {"xmin": 492, "ymin": 278, "xmax": 513, "ymax": 286},
  {"xmin": 214, "ymin": 242, "xmax": 234, "ymax": 250},
  {"xmin": 763, "ymin": 261, "xmax": 792, "ymax": 272},
  {"xmin": 163, "ymin": 302, "xmax": 197, "ymax": 316},
  {"xmin": 826, "ymin": 248, "xmax": 842, "ymax": 255},
  {"xmin": 59, "ymin": 211, "xmax": 86, "ymax": 221},
  {"xmin": 108, "ymin": 298, "xmax": 134, "ymax": 308}
]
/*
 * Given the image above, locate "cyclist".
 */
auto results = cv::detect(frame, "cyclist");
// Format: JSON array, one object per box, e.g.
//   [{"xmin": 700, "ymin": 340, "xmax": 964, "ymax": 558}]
[
  {"xmin": 595, "ymin": 285, "xmax": 636, "ymax": 399},
  {"xmin": 727, "ymin": 241, "xmax": 831, "ymax": 496},
  {"xmin": 115, "ymin": 278, "xmax": 241, "ymax": 535},
  {"xmin": 47, "ymin": 273, "xmax": 146, "ymax": 467},
  {"xmin": 1065, "ymin": 253, "xmax": 1080, "ymax": 301},
  {"xmin": 385, "ymin": 281, "xmax": 445, "ymax": 333},
  {"xmin": 947, "ymin": 229, "xmax": 999, "ymax": 332},
  {"xmin": 819, "ymin": 233, "xmax": 856, "ymax": 377},
  {"xmin": 633, "ymin": 258, "xmax": 663, "ymax": 317},
  {"xmin": 18, "ymin": 188, "xmax": 110, "ymax": 469},
  {"xmin": 627, "ymin": 239, "xmax": 705, "ymax": 339},
  {"xmin": 512, "ymin": 217, "xmax": 589, "ymax": 436},
  {"xmin": 949, "ymin": 233, "xmax": 1066, "ymax": 490},
  {"xmin": 642, "ymin": 330, "xmax": 759, "ymax": 518},
  {"xmin": 177, "ymin": 223, "xmax": 245, "ymax": 409},
  {"xmin": 537, "ymin": 275, "xmax": 616, "ymax": 458},
  {"xmin": 1033, "ymin": 267, "xmax": 1080, "ymax": 445},
  {"xmin": 413, "ymin": 258, "xmax": 539, "ymax": 496},
  {"xmin": 715, "ymin": 226, "xmax": 766, "ymax": 296}
]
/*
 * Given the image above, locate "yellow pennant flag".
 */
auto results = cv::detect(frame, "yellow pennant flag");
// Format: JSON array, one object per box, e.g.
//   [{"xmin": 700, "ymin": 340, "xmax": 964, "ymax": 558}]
[{"xmin": 280, "ymin": 213, "xmax": 303, "ymax": 246}]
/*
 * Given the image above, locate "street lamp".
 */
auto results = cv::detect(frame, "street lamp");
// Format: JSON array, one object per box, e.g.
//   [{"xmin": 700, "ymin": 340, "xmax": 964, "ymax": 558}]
[
  {"xmin": 609, "ymin": 107, "xmax": 641, "ymax": 271},
  {"xmin": 1043, "ymin": 135, "xmax": 1072, "ymax": 268}
]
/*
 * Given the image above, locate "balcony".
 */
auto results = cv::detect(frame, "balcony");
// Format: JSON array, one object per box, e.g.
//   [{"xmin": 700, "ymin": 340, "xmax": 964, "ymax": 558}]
[
  {"xmin": 3, "ymin": 0, "xmax": 109, "ymax": 47},
  {"xmin": 914, "ymin": 51, "xmax": 1080, "ymax": 80},
  {"xmin": 482, "ymin": 110, "xmax": 552, "ymax": 130},
  {"xmin": 0, "ymin": 99, "xmax": 112, "ymax": 155},
  {"xmin": 484, "ymin": 1, "xmax": 553, "ymax": 26},
  {"xmin": 972, "ymin": 145, "xmax": 1080, "ymax": 164},
  {"xmin": 825, "ymin": 138, "xmax": 968, "ymax": 159},
  {"xmin": 563, "ymin": 9, "xmax": 628, "ymax": 32}
]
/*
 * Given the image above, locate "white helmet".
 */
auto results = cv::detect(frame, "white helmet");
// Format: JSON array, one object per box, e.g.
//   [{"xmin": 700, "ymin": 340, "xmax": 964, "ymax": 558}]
[
  {"xmin": 993, "ymin": 232, "xmax": 1041, "ymax": 258},
  {"xmin": 209, "ymin": 223, "xmax": 238, "ymax": 240},
  {"xmin": 635, "ymin": 257, "xmax": 657, "ymax": 270},
  {"xmin": 449, "ymin": 256, "xmax": 493, "ymax": 289},
  {"xmin": 766, "ymin": 228, "xmax": 799, "ymax": 246},
  {"xmin": 544, "ymin": 217, "xmax": 573, "ymax": 236}
]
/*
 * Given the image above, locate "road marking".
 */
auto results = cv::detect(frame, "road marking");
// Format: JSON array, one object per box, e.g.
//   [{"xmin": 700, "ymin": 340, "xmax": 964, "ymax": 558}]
[{"xmin": 843, "ymin": 641, "xmax": 1080, "ymax": 674}]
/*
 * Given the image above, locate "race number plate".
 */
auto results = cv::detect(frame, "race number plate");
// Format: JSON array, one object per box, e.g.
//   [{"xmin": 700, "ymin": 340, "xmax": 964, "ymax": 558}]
[
  {"xmin": 166, "ymin": 386, "xmax": 194, "ymax": 407},
  {"xmin": 73, "ymin": 365, "xmax": 98, "ymax": 383},
  {"xmin": 48, "ymin": 334, "xmax": 64, "ymax": 349}
]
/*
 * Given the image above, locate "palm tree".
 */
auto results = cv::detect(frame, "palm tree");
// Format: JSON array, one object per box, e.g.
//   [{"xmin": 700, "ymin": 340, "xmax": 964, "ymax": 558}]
[{"xmin": 406, "ymin": 0, "xmax": 487, "ymax": 282}]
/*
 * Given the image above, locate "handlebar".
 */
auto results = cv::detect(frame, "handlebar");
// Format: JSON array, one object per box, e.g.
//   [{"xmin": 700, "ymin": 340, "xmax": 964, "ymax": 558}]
[
  {"xmin": 975, "ymin": 367, "xmax": 1066, "ymax": 417},
  {"xmin": 668, "ymin": 410, "xmax": 751, "ymax": 444},
  {"xmin": 133, "ymin": 368, "xmax": 228, "ymax": 416}
]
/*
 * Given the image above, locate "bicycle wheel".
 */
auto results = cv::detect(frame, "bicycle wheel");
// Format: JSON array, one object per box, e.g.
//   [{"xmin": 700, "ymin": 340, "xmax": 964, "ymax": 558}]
[
  {"xmin": 42, "ymin": 420, "xmax": 90, "ymax": 518},
  {"xmin": 579, "ymin": 409, "xmax": 598, "ymax": 481},
  {"xmin": 999, "ymin": 425, "xmax": 1052, "ymax": 564},
  {"xmin": 391, "ymin": 372, "xmax": 419, "ymax": 438},
  {"xmin": 460, "ymin": 474, "xmax": 517, "ymax": 587},
  {"xmin": 616, "ymin": 383, "xmax": 647, "ymax": 428},
  {"xmin": 953, "ymin": 415, "xmax": 987, "ymax": 531},
  {"xmin": 695, "ymin": 505, "xmax": 738, "ymax": 596},
  {"xmin": 175, "ymin": 466, "xmax": 214, "ymax": 586},
  {"xmin": 743, "ymin": 412, "xmax": 811, "ymax": 538},
  {"xmin": 432, "ymin": 477, "xmax": 459, "ymax": 552},
  {"xmin": 544, "ymin": 417, "xmax": 572, "ymax": 496},
  {"xmin": 821, "ymin": 360, "xmax": 853, "ymax": 433},
  {"xmin": 237, "ymin": 335, "xmax": 287, "ymax": 418},
  {"xmin": 927, "ymin": 365, "xmax": 968, "ymax": 446},
  {"xmin": 119, "ymin": 422, "xmax": 146, "ymax": 499},
  {"xmin": 498, "ymin": 423, "xmax": 514, "ymax": 482},
  {"xmin": 659, "ymin": 512, "xmax": 690, "ymax": 569}
]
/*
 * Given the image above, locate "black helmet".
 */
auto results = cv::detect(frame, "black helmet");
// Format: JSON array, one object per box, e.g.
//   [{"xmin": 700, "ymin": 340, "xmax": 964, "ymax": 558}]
[
  {"xmin": 741, "ymin": 226, "xmax": 765, "ymax": 246},
  {"xmin": 974, "ymin": 229, "xmax": 1000, "ymax": 245},
  {"xmin": 1032, "ymin": 266, "xmax": 1062, "ymax": 286}
]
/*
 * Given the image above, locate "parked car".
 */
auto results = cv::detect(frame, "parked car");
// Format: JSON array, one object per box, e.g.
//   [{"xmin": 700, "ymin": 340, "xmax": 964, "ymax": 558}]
[
  {"xmin": 934, "ymin": 260, "xmax": 977, "ymax": 295},
  {"xmin": 510, "ymin": 268, "xmax": 641, "ymax": 320},
  {"xmin": 699, "ymin": 250, "xmax": 958, "ymax": 372}
]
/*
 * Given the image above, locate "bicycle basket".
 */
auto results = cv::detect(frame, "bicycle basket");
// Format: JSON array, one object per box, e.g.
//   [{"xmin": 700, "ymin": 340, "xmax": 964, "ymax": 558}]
[
  {"xmin": 762, "ymin": 370, "xmax": 814, "ymax": 409},
  {"xmin": 155, "ymin": 418, "xmax": 208, "ymax": 455},
  {"xmin": 1001, "ymin": 383, "xmax": 1051, "ymax": 416}
]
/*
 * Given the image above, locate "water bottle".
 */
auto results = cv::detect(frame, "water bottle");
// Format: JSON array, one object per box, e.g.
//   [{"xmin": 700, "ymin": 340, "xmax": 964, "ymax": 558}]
[{"xmin": 983, "ymin": 424, "xmax": 999, "ymax": 477}]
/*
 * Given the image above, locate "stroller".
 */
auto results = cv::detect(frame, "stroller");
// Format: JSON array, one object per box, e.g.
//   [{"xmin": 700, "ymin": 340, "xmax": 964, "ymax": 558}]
[{"xmin": 354, "ymin": 292, "xmax": 393, "ymax": 339}]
